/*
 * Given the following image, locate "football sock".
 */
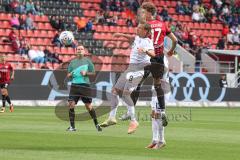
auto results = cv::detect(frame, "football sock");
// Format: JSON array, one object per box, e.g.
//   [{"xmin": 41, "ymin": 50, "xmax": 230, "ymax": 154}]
[
  {"xmin": 158, "ymin": 119, "xmax": 165, "ymax": 143},
  {"xmin": 5, "ymin": 96, "xmax": 11, "ymax": 105},
  {"xmin": 128, "ymin": 106, "xmax": 136, "ymax": 121},
  {"xmin": 122, "ymin": 94, "xmax": 135, "ymax": 121},
  {"xmin": 154, "ymin": 84, "xmax": 165, "ymax": 111},
  {"xmin": 2, "ymin": 95, "xmax": 6, "ymax": 107},
  {"xmin": 69, "ymin": 108, "xmax": 75, "ymax": 128},
  {"xmin": 89, "ymin": 109, "xmax": 98, "ymax": 126},
  {"xmin": 109, "ymin": 93, "xmax": 119, "ymax": 118},
  {"xmin": 152, "ymin": 118, "xmax": 159, "ymax": 142}
]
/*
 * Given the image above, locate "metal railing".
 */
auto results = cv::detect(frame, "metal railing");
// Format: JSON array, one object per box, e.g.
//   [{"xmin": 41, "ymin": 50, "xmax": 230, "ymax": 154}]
[{"xmin": 184, "ymin": 60, "xmax": 235, "ymax": 73}]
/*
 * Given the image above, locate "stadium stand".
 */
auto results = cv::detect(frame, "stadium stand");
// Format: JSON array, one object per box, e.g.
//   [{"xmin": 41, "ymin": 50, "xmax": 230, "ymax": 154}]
[{"xmin": 0, "ymin": 0, "xmax": 239, "ymax": 71}]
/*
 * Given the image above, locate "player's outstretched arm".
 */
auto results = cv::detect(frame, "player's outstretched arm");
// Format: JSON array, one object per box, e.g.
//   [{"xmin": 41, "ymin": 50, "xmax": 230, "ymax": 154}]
[
  {"xmin": 138, "ymin": 48, "xmax": 155, "ymax": 57},
  {"xmin": 10, "ymin": 69, "xmax": 15, "ymax": 80},
  {"xmin": 113, "ymin": 33, "xmax": 135, "ymax": 43},
  {"xmin": 167, "ymin": 33, "xmax": 178, "ymax": 56}
]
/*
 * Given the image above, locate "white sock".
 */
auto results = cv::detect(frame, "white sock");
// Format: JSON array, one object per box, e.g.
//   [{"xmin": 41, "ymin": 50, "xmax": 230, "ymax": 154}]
[
  {"xmin": 161, "ymin": 111, "xmax": 166, "ymax": 115},
  {"xmin": 122, "ymin": 101, "xmax": 131, "ymax": 116},
  {"xmin": 109, "ymin": 107, "xmax": 118, "ymax": 119},
  {"xmin": 128, "ymin": 106, "xmax": 136, "ymax": 121},
  {"xmin": 152, "ymin": 118, "xmax": 159, "ymax": 142},
  {"xmin": 158, "ymin": 119, "xmax": 165, "ymax": 143},
  {"xmin": 109, "ymin": 93, "xmax": 119, "ymax": 119},
  {"xmin": 126, "ymin": 104, "xmax": 131, "ymax": 116}
]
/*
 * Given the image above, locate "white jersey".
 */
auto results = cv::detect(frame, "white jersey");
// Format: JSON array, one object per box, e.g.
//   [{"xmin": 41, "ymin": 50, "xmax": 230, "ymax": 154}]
[{"xmin": 130, "ymin": 36, "xmax": 154, "ymax": 64}]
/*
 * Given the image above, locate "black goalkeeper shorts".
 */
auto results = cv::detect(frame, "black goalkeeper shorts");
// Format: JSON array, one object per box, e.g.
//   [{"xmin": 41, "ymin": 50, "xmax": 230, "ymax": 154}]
[{"xmin": 68, "ymin": 83, "xmax": 92, "ymax": 104}]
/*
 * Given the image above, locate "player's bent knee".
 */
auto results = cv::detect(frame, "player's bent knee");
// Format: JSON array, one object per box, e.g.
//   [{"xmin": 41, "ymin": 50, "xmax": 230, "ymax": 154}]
[
  {"xmin": 151, "ymin": 110, "xmax": 161, "ymax": 119},
  {"xmin": 112, "ymin": 87, "xmax": 121, "ymax": 95},
  {"xmin": 85, "ymin": 103, "xmax": 92, "ymax": 111},
  {"xmin": 153, "ymin": 78, "xmax": 161, "ymax": 85},
  {"xmin": 68, "ymin": 101, "xmax": 75, "ymax": 108}
]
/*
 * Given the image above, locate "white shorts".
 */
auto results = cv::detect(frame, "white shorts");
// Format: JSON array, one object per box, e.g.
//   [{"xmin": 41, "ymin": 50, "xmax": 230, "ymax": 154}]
[{"xmin": 114, "ymin": 63, "xmax": 148, "ymax": 93}]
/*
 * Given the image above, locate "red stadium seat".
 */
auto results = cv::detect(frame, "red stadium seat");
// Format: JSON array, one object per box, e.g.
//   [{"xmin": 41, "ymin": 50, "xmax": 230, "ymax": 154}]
[
  {"xmin": 40, "ymin": 30, "xmax": 48, "ymax": 38},
  {"xmin": 61, "ymin": 47, "xmax": 68, "ymax": 54},
  {"xmin": 41, "ymin": 16, "xmax": 49, "ymax": 22},
  {"xmin": 34, "ymin": 15, "xmax": 41, "ymax": 22},
  {"xmin": 199, "ymin": 23, "xmax": 205, "ymax": 29},
  {"xmin": 168, "ymin": 8, "xmax": 175, "ymax": 14},
  {"xmin": 121, "ymin": 12, "xmax": 128, "ymax": 19},
  {"xmin": 93, "ymin": 32, "xmax": 101, "ymax": 39},
  {"xmin": 0, "ymin": 46, "xmax": 4, "ymax": 53},
  {"xmin": 129, "ymin": 27, "xmax": 135, "ymax": 34},
  {"xmin": 178, "ymin": 15, "xmax": 185, "ymax": 22},
  {"xmin": 217, "ymin": 24, "xmax": 223, "ymax": 30},
  {"xmin": 2, "ymin": 21, "xmax": 10, "ymax": 28},
  {"xmin": 203, "ymin": 30, "xmax": 208, "ymax": 36},
  {"xmin": 171, "ymin": 15, "xmax": 178, "ymax": 21},
  {"xmin": 170, "ymin": 1, "xmax": 177, "ymax": 6},
  {"xmin": 20, "ymin": 30, "xmax": 27, "ymax": 37},
  {"xmin": 109, "ymin": 26, "xmax": 116, "ymax": 33},
  {"xmin": 193, "ymin": 23, "xmax": 200, "ymax": 29},
  {"xmin": 0, "ymin": 29, "xmax": 4, "ymax": 36},
  {"xmin": 93, "ymin": 3, "xmax": 100, "ymax": 10},
  {"xmin": 84, "ymin": 10, "xmax": 96, "ymax": 17},
  {"xmin": 215, "ymin": 31, "xmax": 221, "ymax": 37},
  {"xmin": 184, "ymin": 16, "xmax": 191, "ymax": 22},
  {"xmin": 67, "ymin": 48, "xmax": 75, "ymax": 54},
  {"xmin": 209, "ymin": 30, "xmax": 215, "ymax": 37},
  {"xmin": 103, "ymin": 25, "xmax": 110, "ymax": 32},
  {"xmin": 47, "ymin": 31, "xmax": 55, "ymax": 38},
  {"xmin": 103, "ymin": 41, "xmax": 115, "ymax": 48},
  {"xmin": 0, "ymin": 13, "xmax": 11, "ymax": 20},
  {"xmin": 122, "ymin": 26, "xmax": 128, "ymax": 33},
  {"xmin": 43, "ymin": 38, "xmax": 50, "ymax": 44},
  {"xmin": 80, "ymin": 3, "xmax": 88, "ymax": 9},
  {"xmin": 36, "ymin": 38, "xmax": 43, "ymax": 45},
  {"xmin": 96, "ymin": 25, "xmax": 104, "ymax": 32},
  {"xmin": 188, "ymin": 22, "xmax": 194, "ymax": 29},
  {"xmin": 44, "ymin": 23, "xmax": 53, "ymax": 30},
  {"xmin": 159, "ymin": 1, "xmax": 166, "ymax": 6},
  {"xmin": 205, "ymin": 23, "xmax": 211, "ymax": 29},
  {"xmin": 4, "ymin": 45, "xmax": 13, "ymax": 53},
  {"xmin": 37, "ymin": 22, "xmax": 44, "ymax": 29},
  {"xmin": 26, "ymin": 30, "xmax": 34, "ymax": 37},
  {"xmin": 117, "ymin": 19, "xmax": 125, "ymax": 26}
]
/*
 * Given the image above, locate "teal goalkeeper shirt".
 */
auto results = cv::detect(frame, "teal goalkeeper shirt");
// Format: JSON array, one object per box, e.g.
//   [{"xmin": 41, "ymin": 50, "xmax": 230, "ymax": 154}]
[{"xmin": 67, "ymin": 57, "xmax": 95, "ymax": 84}]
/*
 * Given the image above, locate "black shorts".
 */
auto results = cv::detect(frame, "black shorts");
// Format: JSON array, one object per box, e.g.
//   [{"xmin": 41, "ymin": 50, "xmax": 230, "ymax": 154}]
[
  {"xmin": 0, "ymin": 83, "xmax": 9, "ymax": 89},
  {"xmin": 68, "ymin": 83, "xmax": 92, "ymax": 104},
  {"xmin": 145, "ymin": 54, "xmax": 165, "ymax": 79}
]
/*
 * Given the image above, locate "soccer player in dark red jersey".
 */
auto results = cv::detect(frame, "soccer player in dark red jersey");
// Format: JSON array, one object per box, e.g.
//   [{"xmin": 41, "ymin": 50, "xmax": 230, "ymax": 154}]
[
  {"xmin": 137, "ymin": 2, "xmax": 178, "ymax": 124},
  {"xmin": 0, "ymin": 56, "xmax": 14, "ymax": 113},
  {"xmin": 132, "ymin": 2, "xmax": 178, "ymax": 149}
]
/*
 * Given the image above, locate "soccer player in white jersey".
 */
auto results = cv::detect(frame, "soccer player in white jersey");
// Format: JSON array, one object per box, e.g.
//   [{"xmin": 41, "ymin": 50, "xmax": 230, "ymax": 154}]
[
  {"xmin": 146, "ymin": 71, "xmax": 171, "ymax": 149},
  {"xmin": 100, "ymin": 23, "xmax": 155, "ymax": 134}
]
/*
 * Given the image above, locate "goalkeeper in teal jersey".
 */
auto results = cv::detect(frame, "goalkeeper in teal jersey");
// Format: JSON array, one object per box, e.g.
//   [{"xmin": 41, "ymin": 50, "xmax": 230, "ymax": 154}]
[{"xmin": 66, "ymin": 45, "xmax": 102, "ymax": 132}]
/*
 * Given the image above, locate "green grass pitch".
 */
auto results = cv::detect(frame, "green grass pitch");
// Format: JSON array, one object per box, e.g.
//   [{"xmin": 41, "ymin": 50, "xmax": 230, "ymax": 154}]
[{"xmin": 0, "ymin": 106, "xmax": 240, "ymax": 160}]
